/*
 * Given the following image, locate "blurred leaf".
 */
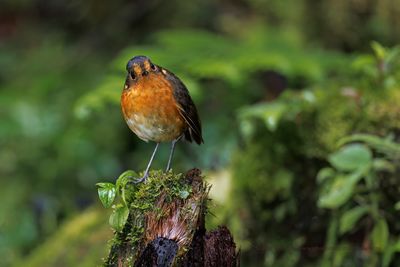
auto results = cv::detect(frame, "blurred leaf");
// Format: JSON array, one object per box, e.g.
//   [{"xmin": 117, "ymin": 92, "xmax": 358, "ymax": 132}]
[
  {"xmin": 333, "ymin": 243, "xmax": 351, "ymax": 267},
  {"xmin": 96, "ymin": 183, "xmax": 116, "ymax": 208},
  {"xmin": 352, "ymin": 55, "xmax": 375, "ymax": 72},
  {"xmin": 318, "ymin": 175, "xmax": 354, "ymax": 209},
  {"xmin": 371, "ymin": 41, "xmax": 386, "ymax": 60},
  {"xmin": 385, "ymin": 46, "xmax": 400, "ymax": 65},
  {"xmin": 239, "ymin": 91, "xmax": 314, "ymax": 135},
  {"xmin": 339, "ymin": 206, "xmax": 368, "ymax": 234},
  {"xmin": 318, "ymin": 168, "xmax": 364, "ymax": 209},
  {"xmin": 240, "ymin": 102, "xmax": 286, "ymax": 131},
  {"xmin": 14, "ymin": 208, "xmax": 110, "ymax": 267},
  {"xmin": 372, "ymin": 159, "xmax": 395, "ymax": 172},
  {"xmin": 74, "ymin": 75, "xmax": 121, "ymax": 119},
  {"xmin": 329, "ymin": 144, "xmax": 372, "ymax": 172},
  {"xmin": 109, "ymin": 205, "xmax": 129, "ymax": 232},
  {"xmin": 372, "ymin": 218, "xmax": 389, "ymax": 252},
  {"xmin": 338, "ymin": 134, "xmax": 400, "ymax": 159},
  {"xmin": 382, "ymin": 238, "xmax": 400, "ymax": 267},
  {"xmin": 394, "ymin": 238, "xmax": 400, "ymax": 252},
  {"xmin": 317, "ymin": 167, "xmax": 336, "ymax": 184},
  {"xmin": 383, "ymin": 250, "xmax": 393, "ymax": 267},
  {"xmin": 394, "ymin": 202, "xmax": 400, "ymax": 211}
]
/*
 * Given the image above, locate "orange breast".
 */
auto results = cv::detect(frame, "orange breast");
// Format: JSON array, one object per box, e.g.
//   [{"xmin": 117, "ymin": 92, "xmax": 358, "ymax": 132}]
[{"xmin": 121, "ymin": 73, "xmax": 186, "ymax": 142}]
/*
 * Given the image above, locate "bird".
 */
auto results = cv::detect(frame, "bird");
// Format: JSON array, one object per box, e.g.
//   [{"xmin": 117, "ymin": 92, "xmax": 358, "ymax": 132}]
[{"xmin": 121, "ymin": 55, "xmax": 203, "ymax": 183}]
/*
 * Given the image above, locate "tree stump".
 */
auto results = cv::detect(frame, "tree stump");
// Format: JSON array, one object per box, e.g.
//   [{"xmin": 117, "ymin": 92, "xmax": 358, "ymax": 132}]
[{"xmin": 104, "ymin": 169, "xmax": 238, "ymax": 267}]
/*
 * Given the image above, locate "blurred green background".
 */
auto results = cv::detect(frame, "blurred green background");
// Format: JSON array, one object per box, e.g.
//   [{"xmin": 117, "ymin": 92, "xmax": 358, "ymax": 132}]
[{"xmin": 1, "ymin": 0, "xmax": 400, "ymax": 266}]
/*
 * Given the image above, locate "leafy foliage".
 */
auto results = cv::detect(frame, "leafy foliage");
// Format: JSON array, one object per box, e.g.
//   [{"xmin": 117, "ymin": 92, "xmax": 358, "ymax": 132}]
[
  {"xmin": 227, "ymin": 43, "xmax": 400, "ymax": 266},
  {"xmin": 77, "ymin": 28, "xmax": 346, "ymax": 117},
  {"xmin": 97, "ymin": 183, "xmax": 117, "ymax": 208},
  {"xmin": 96, "ymin": 170, "xmax": 192, "ymax": 235},
  {"xmin": 3, "ymin": 1, "xmax": 400, "ymax": 265},
  {"xmin": 317, "ymin": 135, "xmax": 400, "ymax": 266},
  {"xmin": 0, "ymin": 36, "xmax": 123, "ymax": 266}
]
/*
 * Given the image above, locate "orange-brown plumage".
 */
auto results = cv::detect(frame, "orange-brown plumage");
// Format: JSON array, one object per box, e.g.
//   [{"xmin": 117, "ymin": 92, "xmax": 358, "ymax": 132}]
[
  {"xmin": 121, "ymin": 55, "xmax": 203, "ymax": 182},
  {"xmin": 121, "ymin": 71, "xmax": 186, "ymax": 142}
]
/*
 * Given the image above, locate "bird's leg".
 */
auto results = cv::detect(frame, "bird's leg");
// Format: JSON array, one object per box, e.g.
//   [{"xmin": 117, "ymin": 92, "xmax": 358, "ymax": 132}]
[
  {"xmin": 134, "ymin": 142, "xmax": 160, "ymax": 183},
  {"xmin": 165, "ymin": 136, "xmax": 181, "ymax": 172}
]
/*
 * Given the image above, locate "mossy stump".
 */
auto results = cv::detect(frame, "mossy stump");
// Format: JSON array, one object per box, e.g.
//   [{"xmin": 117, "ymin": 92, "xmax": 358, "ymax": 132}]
[{"xmin": 105, "ymin": 168, "xmax": 238, "ymax": 267}]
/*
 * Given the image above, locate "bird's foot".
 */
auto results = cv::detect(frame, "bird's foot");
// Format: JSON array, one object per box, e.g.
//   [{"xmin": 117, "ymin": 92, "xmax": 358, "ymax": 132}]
[{"xmin": 132, "ymin": 172, "xmax": 149, "ymax": 184}]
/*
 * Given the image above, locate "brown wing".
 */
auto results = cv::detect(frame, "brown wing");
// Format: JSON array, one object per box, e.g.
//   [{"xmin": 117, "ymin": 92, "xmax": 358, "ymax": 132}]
[{"xmin": 162, "ymin": 68, "xmax": 203, "ymax": 144}]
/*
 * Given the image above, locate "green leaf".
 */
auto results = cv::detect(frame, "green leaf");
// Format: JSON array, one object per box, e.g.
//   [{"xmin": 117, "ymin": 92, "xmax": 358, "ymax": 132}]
[
  {"xmin": 339, "ymin": 206, "xmax": 368, "ymax": 234},
  {"xmin": 96, "ymin": 182, "xmax": 116, "ymax": 208},
  {"xmin": 371, "ymin": 41, "xmax": 386, "ymax": 59},
  {"xmin": 239, "ymin": 102, "xmax": 287, "ymax": 131},
  {"xmin": 318, "ymin": 175, "xmax": 354, "ymax": 209},
  {"xmin": 333, "ymin": 243, "xmax": 351, "ymax": 267},
  {"xmin": 318, "ymin": 169, "xmax": 364, "ymax": 209},
  {"xmin": 116, "ymin": 170, "xmax": 138, "ymax": 190},
  {"xmin": 109, "ymin": 205, "xmax": 129, "ymax": 232},
  {"xmin": 385, "ymin": 45, "xmax": 400, "ymax": 62},
  {"xmin": 317, "ymin": 167, "xmax": 335, "ymax": 184},
  {"xmin": 394, "ymin": 238, "xmax": 400, "ymax": 252},
  {"xmin": 395, "ymin": 202, "xmax": 400, "ymax": 211},
  {"xmin": 382, "ymin": 245, "xmax": 394, "ymax": 267},
  {"xmin": 372, "ymin": 159, "xmax": 395, "ymax": 172},
  {"xmin": 381, "ymin": 240, "xmax": 400, "ymax": 267},
  {"xmin": 338, "ymin": 134, "xmax": 400, "ymax": 158},
  {"xmin": 116, "ymin": 170, "xmax": 138, "ymax": 205},
  {"xmin": 372, "ymin": 218, "xmax": 389, "ymax": 252},
  {"xmin": 329, "ymin": 144, "xmax": 372, "ymax": 172}
]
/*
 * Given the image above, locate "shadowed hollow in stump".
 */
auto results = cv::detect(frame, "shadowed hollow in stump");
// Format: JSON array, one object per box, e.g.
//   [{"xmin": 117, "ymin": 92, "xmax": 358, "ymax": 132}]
[{"xmin": 105, "ymin": 168, "xmax": 238, "ymax": 267}]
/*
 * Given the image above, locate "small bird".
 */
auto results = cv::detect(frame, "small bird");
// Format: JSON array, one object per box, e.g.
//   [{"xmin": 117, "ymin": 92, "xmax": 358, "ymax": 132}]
[{"xmin": 121, "ymin": 56, "xmax": 203, "ymax": 183}]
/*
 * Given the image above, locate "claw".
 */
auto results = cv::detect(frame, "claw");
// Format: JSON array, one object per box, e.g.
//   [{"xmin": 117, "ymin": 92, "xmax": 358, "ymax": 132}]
[
  {"xmin": 133, "ymin": 178, "xmax": 145, "ymax": 184},
  {"xmin": 132, "ymin": 173, "xmax": 148, "ymax": 184}
]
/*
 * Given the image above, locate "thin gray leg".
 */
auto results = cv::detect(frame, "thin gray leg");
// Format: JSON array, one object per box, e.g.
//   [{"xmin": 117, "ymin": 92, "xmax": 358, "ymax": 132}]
[
  {"xmin": 165, "ymin": 137, "xmax": 181, "ymax": 172},
  {"xmin": 134, "ymin": 142, "xmax": 160, "ymax": 183}
]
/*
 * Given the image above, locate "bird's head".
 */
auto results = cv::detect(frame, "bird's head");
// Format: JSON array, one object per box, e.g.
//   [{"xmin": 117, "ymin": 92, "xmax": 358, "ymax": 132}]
[{"xmin": 125, "ymin": 55, "xmax": 158, "ymax": 83}]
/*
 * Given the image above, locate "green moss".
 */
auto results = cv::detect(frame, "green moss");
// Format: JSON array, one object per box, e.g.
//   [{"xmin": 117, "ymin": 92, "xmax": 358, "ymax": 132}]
[
  {"xmin": 116, "ymin": 171, "xmax": 192, "ymax": 246},
  {"xmin": 15, "ymin": 170, "xmax": 196, "ymax": 267},
  {"xmin": 230, "ymin": 45, "xmax": 400, "ymax": 265},
  {"xmin": 312, "ymin": 91, "xmax": 362, "ymax": 154},
  {"xmin": 105, "ymin": 170, "xmax": 207, "ymax": 266},
  {"xmin": 365, "ymin": 88, "xmax": 400, "ymax": 130},
  {"xmin": 128, "ymin": 171, "xmax": 191, "ymax": 207}
]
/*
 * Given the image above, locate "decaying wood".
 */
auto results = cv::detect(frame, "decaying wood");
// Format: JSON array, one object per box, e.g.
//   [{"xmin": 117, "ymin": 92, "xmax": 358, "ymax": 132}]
[{"xmin": 105, "ymin": 168, "xmax": 238, "ymax": 267}]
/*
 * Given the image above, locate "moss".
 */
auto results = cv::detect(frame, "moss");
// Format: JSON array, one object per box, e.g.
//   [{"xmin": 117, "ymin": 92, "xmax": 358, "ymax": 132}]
[
  {"xmin": 302, "ymin": 87, "xmax": 400, "ymax": 156},
  {"xmin": 231, "ymin": 78, "xmax": 400, "ymax": 266},
  {"xmin": 365, "ymin": 88, "xmax": 400, "ymax": 131},
  {"xmin": 128, "ymin": 171, "xmax": 192, "ymax": 208},
  {"xmin": 114, "ymin": 171, "xmax": 192, "ymax": 247},
  {"xmin": 312, "ymin": 91, "xmax": 362, "ymax": 154},
  {"xmin": 105, "ymin": 169, "xmax": 209, "ymax": 266}
]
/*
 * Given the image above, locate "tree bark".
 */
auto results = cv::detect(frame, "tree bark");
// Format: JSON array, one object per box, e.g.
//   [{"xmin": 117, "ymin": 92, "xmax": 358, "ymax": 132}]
[{"xmin": 105, "ymin": 169, "xmax": 238, "ymax": 267}]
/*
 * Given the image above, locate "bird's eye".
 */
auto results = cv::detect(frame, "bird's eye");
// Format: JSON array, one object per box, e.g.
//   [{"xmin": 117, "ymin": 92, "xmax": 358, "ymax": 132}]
[
  {"xmin": 130, "ymin": 71, "xmax": 136, "ymax": 80},
  {"xmin": 150, "ymin": 63, "xmax": 156, "ymax": 70}
]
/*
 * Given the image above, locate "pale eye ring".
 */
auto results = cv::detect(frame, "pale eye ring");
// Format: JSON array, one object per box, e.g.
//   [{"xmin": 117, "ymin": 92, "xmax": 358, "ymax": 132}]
[{"xmin": 130, "ymin": 71, "xmax": 136, "ymax": 80}]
